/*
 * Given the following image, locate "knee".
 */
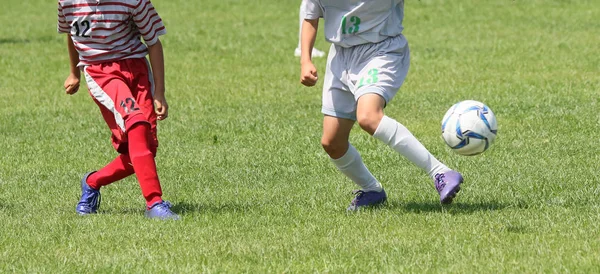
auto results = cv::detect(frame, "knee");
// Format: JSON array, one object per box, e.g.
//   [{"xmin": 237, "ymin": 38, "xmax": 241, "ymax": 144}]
[
  {"xmin": 357, "ymin": 110, "xmax": 383, "ymax": 135},
  {"xmin": 321, "ymin": 137, "xmax": 347, "ymax": 158}
]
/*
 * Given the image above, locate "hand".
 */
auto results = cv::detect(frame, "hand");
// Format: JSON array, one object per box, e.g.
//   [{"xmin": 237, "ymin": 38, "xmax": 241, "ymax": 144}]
[
  {"xmin": 300, "ymin": 62, "xmax": 318, "ymax": 87},
  {"xmin": 64, "ymin": 73, "xmax": 80, "ymax": 95},
  {"xmin": 154, "ymin": 93, "xmax": 169, "ymax": 120}
]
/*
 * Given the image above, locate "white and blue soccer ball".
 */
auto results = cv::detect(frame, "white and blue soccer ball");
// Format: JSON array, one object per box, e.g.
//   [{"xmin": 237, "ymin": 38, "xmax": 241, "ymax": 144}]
[{"xmin": 441, "ymin": 100, "xmax": 498, "ymax": 156}]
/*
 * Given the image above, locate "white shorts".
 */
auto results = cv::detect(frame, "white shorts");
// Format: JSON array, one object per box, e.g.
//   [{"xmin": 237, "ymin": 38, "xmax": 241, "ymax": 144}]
[{"xmin": 321, "ymin": 35, "xmax": 410, "ymax": 120}]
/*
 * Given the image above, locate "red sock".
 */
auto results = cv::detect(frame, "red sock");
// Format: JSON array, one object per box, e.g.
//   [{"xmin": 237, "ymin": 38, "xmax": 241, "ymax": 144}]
[
  {"xmin": 87, "ymin": 154, "xmax": 135, "ymax": 189},
  {"xmin": 128, "ymin": 123, "xmax": 163, "ymax": 207}
]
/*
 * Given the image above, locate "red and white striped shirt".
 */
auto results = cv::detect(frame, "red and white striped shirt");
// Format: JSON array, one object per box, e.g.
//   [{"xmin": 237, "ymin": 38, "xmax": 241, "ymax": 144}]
[{"xmin": 57, "ymin": 0, "xmax": 166, "ymax": 66}]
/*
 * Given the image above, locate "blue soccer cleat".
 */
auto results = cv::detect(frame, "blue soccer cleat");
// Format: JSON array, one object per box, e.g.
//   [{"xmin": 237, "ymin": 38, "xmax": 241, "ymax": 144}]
[
  {"xmin": 76, "ymin": 172, "xmax": 101, "ymax": 215},
  {"xmin": 434, "ymin": 170, "xmax": 464, "ymax": 204},
  {"xmin": 145, "ymin": 201, "xmax": 180, "ymax": 220},
  {"xmin": 347, "ymin": 189, "xmax": 387, "ymax": 211}
]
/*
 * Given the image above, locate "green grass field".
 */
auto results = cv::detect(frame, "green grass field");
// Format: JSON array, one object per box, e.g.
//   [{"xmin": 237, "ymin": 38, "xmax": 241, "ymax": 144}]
[{"xmin": 1, "ymin": 0, "xmax": 599, "ymax": 272}]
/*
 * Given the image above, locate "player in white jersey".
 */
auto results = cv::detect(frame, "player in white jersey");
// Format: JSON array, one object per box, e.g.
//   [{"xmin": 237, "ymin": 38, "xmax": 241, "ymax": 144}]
[
  {"xmin": 58, "ymin": 0, "xmax": 179, "ymax": 219},
  {"xmin": 294, "ymin": 0, "xmax": 325, "ymax": 58},
  {"xmin": 300, "ymin": 0, "xmax": 464, "ymax": 210}
]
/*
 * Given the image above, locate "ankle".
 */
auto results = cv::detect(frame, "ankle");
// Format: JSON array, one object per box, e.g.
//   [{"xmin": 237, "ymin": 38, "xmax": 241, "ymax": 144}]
[{"xmin": 146, "ymin": 195, "xmax": 163, "ymax": 208}]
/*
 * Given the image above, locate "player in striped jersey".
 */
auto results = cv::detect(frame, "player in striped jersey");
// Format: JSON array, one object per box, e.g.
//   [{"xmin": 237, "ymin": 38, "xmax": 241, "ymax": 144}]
[
  {"xmin": 300, "ymin": 0, "xmax": 464, "ymax": 210},
  {"xmin": 58, "ymin": 0, "xmax": 179, "ymax": 220}
]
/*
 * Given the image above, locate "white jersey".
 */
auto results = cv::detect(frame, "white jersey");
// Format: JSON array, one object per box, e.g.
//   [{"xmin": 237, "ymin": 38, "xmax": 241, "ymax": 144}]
[
  {"xmin": 57, "ymin": 0, "xmax": 166, "ymax": 66},
  {"xmin": 304, "ymin": 0, "xmax": 404, "ymax": 48}
]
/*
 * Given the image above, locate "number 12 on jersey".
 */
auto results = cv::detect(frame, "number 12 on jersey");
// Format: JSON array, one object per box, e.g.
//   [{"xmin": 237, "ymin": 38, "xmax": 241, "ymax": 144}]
[
  {"xmin": 71, "ymin": 20, "xmax": 91, "ymax": 37},
  {"xmin": 341, "ymin": 15, "xmax": 361, "ymax": 34}
]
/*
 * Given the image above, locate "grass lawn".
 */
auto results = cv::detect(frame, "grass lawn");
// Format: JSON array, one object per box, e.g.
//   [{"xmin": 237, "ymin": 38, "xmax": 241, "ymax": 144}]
[{"xmin": 0, "ymin": 0, "xmax": 599, "ymax": 272}]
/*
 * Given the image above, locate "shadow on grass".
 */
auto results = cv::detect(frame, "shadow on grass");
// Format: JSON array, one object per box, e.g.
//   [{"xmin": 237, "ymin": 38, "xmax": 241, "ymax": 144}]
[
  {"xmin": 171, "ymin": 201, "xmax": 255, "ymax": 214},
  {"xmin": 0, "ymin": 36, "xmax": 56, "ymax": 45},
  {"xmin": 386, "ymin": 200, "xmax": 508, "ymax": 214},
  {"xmin": 101, "ymin": 207, "xmax": 143, "ymax": 215},
  {"xmin": 0, "ymin": 203, "xmax": 12, "ymax": 211},
  {"xmin": 99, "ymin": 201, "xmax": 257, "ymax": 215},
  {"xmin": 99, "ymin": 201, "xmax": 507, "ymax": 216},
  {"xmin": 0, "ymin": 38, "xmax": 30, "ymax": 44}
]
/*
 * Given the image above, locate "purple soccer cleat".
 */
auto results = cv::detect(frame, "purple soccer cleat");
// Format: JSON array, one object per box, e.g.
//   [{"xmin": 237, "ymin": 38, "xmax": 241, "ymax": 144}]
[
  {"xmin": 145, "ymin": 201, "xmax": 180, "ymax": 220},
  {"xmin": 434, "ymin": 170, "xmax": 464, "ymax": 204},
  {"xmin": 347, "ymin": 189, "xmax": 387, "ymax": 211},
  {"xmin": 76, "ymin": 171, "xmax": 101, "ymax": 215}
]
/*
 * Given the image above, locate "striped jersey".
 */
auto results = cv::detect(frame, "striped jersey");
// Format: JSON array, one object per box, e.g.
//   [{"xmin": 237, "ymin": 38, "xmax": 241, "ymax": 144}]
[
  {"xmin": 304, "ymin": 0, "xmax": 404, "ymax": 48},
  {"xmin": 57, "ymin": 0, "xmax": 166, "ymax": 66}
]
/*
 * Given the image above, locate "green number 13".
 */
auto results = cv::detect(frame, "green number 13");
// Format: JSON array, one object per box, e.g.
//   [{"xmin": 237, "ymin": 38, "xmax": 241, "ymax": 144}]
[
  {"xmin": 341, "ymin": 15, "xmax": 361, "ymax": 34},
  {"xmin": 358, "ymin": 68, "xmax": 379, "ymax": 88}
]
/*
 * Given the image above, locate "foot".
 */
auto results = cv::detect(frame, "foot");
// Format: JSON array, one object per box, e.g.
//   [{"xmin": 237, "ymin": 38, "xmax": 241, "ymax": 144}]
[
  {"xmin": 434, "ymin": 170, "xmax": 463, "ymax": 204},
  {"xmin": 347, "ymin": 189, "xmax": 387, "ymax": 211},
  {"xmin": 294, "ymin": 47, "xmax": 326, "ymax": 58},
  {"xmin": 145, "ymin": 201, "xmax": 180, "ymax": 220},
  {"xmin": 76, "ymin": 172, "xmax": 101, "ymax": 215}
]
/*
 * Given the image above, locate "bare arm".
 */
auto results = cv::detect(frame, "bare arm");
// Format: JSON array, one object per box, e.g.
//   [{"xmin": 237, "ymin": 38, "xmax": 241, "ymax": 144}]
[
  {"xmin": 148, "ymin": 40, "xmax": 165, "ymax": 96},
  {"xmin": 147, "ymin": 39, "xmax": 169, "ymax": 120},
  {"xmin": 67, "ymin": 35, "xmax": 80, "ymax": 76},
  {"xmin": 300, "ymin": 18, "xmax": 319, "ymax": 65},
  {"xmin": 300, "ymin": 18, "xmax": 319, "ymax": 86},
  {"xmin": 64, "ymin": 34, "xmax": 81, "ymax": 95}
]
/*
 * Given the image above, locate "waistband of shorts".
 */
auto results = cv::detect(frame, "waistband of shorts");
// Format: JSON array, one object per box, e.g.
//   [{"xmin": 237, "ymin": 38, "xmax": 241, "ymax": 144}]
[
  {"xmin": 335, "ymin": 34, "xmax": 406, "ymax": 50},
  {"xmin": 83, "ymin": 57, "xmax": 148, "ymax": 68}
]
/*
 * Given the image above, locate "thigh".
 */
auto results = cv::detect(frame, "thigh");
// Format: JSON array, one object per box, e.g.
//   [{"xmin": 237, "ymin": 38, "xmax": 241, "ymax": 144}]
[
  {"xmin": 84, "ymin": 63, "xmax": 150, "ymax": 152},
  {"xmin": 85, "ymin": 64, "xmax": 149, "ymax": 121},
  {"xmin": 349, "ymin": 35, "xmax": 410, "ymax": 104},
  {"xmin": 84, "ymin": 64, "xmax": 134, "ymax": 133}
]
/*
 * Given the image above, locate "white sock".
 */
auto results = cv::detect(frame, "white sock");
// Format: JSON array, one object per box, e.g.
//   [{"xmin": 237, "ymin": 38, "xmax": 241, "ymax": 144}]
[
  {"xmin": 297, "ymin": 1, "xmax": 306, "ymax": 50},
  {"xmin": 331, "ymin": 144, "xmax": 383, "ymax": 192},
  {"xmin": 373, "ymin": 115, "xmax": 450, "ymax": 179}
]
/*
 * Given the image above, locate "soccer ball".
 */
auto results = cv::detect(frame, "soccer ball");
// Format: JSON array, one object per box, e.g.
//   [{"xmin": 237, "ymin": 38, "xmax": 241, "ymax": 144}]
[{"xmin": 441, "ymin": 100, "xmax": 498, "ymax": 156}]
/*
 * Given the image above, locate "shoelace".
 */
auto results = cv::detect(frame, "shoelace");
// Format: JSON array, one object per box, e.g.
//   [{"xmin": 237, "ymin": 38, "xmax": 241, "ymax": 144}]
[{"xmin": 153, "ymin": 201, "xmax": 174, "ymax": 213}]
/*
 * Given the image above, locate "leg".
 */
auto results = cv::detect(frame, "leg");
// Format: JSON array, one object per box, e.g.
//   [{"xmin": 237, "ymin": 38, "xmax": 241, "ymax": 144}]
[
  {"xmin": 358, "ymin": 93, "xmax": 450, "ymax": 178},
  {"xmin": 127, "ymin": 58, "xmax": 179, "ymax": 219},
  {"xmin": 127, "ymin": 124, "xmax": 178, "ymax": 219},
  {"xmin": 352, "ymin": 36, "xmax": 462, "ymax": 203},
  {"xmin": 359, "ymin": 94, "xmax": 461, "ymax": 203},
  {"xmin": 76, "ymin": 64, "xmax": 136, "ymax": 215},
  {"xmin": 322, "ymin": 115, "xmax": 384, "ymax": 200},
  {"xmin": 296, "ymin": 0, "xmax": 303, "ymax": 52},
  {"xmin": 82, "ymin": 99, "xmax": 136, "ymax": 190},
  {"xmin": 126, "ymin": 58, "xmax": 164, "ymax": 208},
  {"xmin": 321, "ymin": 47, "xmax": 384, "ymax": 210},
  {"xmin": 322, "ymin": 115, "xmax": 386, "ymax": 210},
  {"xmin": 127, "ymin": 122, "xmax": 162, "ymax": 207},
  {"xmin": 86, "ymin": 154, "xmax": 135, "ymax": 189},
  {"xmin": 351, "ymin": 35, "xmax": 450, "ymax": 178}
]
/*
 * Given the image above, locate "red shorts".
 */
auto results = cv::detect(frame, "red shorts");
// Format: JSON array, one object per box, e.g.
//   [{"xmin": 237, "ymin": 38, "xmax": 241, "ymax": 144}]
[{"xmin": 83, "ymin": 58, "xmax": 158, "ymax": 154}]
